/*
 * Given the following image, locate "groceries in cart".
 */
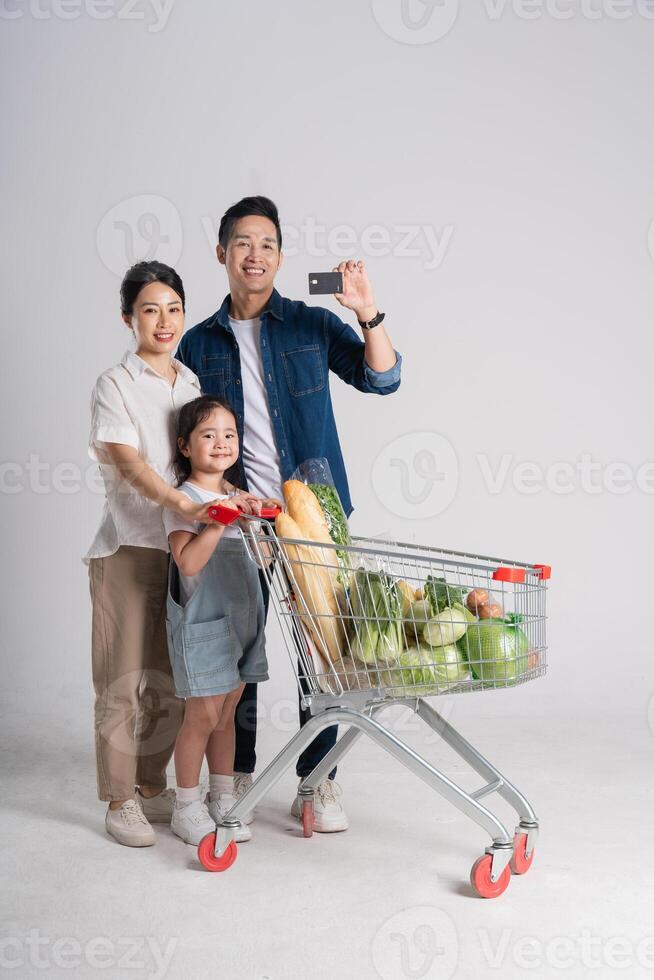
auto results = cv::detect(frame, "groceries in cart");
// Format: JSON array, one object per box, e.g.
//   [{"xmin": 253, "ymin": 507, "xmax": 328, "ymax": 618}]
[
  {"xmin": 198, "ymin": 458, "xmax": 550, "ymax": 895},
  {"xmin": 270, "ymin": 459, "xmax": 544, "ymax": 698}
]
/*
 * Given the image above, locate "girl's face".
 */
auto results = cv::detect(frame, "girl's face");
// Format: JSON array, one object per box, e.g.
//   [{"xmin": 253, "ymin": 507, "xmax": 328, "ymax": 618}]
[
  {"xmin": 180, "ymin": 407, "xmax": 239, "ymax": 477},
  {"xmin": 123, "ymin": 281, "xmax": 184, "ymax": 355}
]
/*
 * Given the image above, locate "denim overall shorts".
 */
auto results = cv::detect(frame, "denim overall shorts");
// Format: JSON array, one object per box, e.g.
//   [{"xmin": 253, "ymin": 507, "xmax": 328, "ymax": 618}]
[{"xmin": 166, "ymin": 483, "xmax": 269, "ymax": 699}]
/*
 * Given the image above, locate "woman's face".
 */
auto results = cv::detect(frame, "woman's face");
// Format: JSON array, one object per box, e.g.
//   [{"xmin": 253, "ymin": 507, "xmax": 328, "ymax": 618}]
[
  {"xmin": 123, "ymin": 281, "xmax": 184, "ymax": 355},
  {"xmin": 181, "ymin": 407, "xmax": 239, "ymax": 476}
]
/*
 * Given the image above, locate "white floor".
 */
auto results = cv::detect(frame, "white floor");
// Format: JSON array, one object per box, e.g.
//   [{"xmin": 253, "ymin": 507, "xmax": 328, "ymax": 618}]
[{"xmin": 2, "ymin": 695, "xmax": 653, "ymax": 980}]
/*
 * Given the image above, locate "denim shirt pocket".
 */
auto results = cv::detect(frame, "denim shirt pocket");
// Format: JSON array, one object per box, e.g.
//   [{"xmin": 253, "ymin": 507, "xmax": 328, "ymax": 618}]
[
  {"xmin": 198, "ymin": 353, "xmax": 232, "ymax": 396},
  {"xmin": 281, "ymin": 345, "xmax": 325, "ymax": 397}
]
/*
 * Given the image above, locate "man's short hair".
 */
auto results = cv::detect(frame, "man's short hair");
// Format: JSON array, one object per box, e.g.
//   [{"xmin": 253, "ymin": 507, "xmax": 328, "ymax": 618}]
[{"xmin": 218, "ymin": 195, "xmax": 282, "ymax": 251}]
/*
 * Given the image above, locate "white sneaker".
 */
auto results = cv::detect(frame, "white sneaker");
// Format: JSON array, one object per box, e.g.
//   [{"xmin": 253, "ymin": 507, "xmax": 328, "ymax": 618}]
[
  {"xmin": 171, "ymin": 800, "xmax": 215, "ymax": 846},
  {"xmin": 233, "ymin": 772, "xmax": 256, "ymax": 825},
  {"xmin": 290, "ymin": 779, "xmax": 349, "ymax": 833},
  {"xmin": 208, "ymin": 795, "xmax": 252, "ymax": 843},
  {"xmin": 105, "ymin": 799, "xmax": 156, "ymax": 847},
  {"xmin": 136, "ymin": 787, "xmax": 176, "ymax": 824}
]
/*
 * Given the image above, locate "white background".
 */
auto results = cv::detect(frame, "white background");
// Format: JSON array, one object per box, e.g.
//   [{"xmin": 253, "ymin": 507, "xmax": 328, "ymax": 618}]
[{"xmin": 2, "ymin": 2, "xmax": 654, "ymax": 979}]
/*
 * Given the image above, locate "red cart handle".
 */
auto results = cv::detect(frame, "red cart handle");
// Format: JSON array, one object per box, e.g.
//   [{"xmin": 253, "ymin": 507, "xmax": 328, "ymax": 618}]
[{"xmin": 208, "ymin": 503, "xmax": 281, "ymax": 526}]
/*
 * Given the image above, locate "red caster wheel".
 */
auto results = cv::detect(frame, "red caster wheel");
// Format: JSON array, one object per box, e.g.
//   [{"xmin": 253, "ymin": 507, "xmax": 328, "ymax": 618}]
[
  {"xmin": 302, "ymin": 800, "xmax": 314, "ymax": 838},
  {"xmin": 510, "ymin": 832, "xmax": 535, "ymax": 875},
  {"xmin": 197, "ymin": 833, "xmax": 237, "ymax": 872},
  {"xmin": 470, "ymin": 854, "xmax": 511, "ymax": 898}
]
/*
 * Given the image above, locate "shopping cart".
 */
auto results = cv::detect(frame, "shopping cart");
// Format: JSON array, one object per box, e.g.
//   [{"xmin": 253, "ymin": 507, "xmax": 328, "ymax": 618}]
[{"xmin": 199, "ymin": 508, "xmax": 550, "ymax": 899}]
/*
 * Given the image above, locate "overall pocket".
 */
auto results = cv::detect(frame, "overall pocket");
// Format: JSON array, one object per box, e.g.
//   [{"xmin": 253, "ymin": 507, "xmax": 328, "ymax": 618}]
[{"xmin": 181, "ymin": 616, "xmax": 238, "ymax": 692}]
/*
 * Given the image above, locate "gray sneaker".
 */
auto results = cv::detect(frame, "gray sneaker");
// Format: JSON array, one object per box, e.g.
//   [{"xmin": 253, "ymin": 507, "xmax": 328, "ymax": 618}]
[
  {"xmin": 233, "ymin": 772, "xmax": 256, "ymax": 825},
  {"xmin": 136, "ymin": 787, "xmax": 176, "ymax": 824},
  {"xmin": 105, "ymin": 799, "xmax": 156, "ymax": 847}
]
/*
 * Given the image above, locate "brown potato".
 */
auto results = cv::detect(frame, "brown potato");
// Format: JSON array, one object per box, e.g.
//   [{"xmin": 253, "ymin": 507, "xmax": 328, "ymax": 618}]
[
  {"xmin": 466, "ymin": 588, "xmax": 489, "ymax": 614},
  {"xmin": 478, "ymin": 602, "xmax": 504, "ymax": 620}
]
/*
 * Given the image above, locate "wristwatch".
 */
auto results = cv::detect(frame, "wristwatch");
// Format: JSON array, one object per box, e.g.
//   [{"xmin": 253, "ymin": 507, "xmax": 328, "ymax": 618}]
[{"xmin": 357, "ymin": 310, "xmax": 385, "ymax": 330}]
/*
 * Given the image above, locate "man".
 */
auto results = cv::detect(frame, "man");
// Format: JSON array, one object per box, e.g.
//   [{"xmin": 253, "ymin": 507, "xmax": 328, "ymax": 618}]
[{"xmin": 176, "ymin": 196, "xmax": 402, "ymax": 832}]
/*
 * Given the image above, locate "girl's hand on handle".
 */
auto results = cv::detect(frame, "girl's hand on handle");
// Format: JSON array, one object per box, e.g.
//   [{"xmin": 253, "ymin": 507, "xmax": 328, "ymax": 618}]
[
  {"xmin": 260, "ymin": 497, "xmax": 284, "ymax": 511},
  {"xmin": 230, "ymin": 491, "xmax": 262, "ymax": 516}
]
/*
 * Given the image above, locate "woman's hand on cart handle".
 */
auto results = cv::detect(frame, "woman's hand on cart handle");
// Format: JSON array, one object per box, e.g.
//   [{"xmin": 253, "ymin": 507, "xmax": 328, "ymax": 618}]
[{"xmin": 186, "ymin": 498, "xmax": 242, "ymax": 525}]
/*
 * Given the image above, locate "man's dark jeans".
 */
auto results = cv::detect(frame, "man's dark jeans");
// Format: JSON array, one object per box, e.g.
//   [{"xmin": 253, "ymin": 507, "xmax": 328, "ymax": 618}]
[{"xmin": 233, "ymin": 568, "xmax": 338, "ymax": 779}]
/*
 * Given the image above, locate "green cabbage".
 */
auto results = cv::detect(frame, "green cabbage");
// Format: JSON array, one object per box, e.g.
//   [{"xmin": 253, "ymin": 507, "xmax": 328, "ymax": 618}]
[
  {"xmin": 463, "ymin": 614, "xmax": 529, "ymax": 682},
  {"xmin": 381, "ymin": 643, "xmax": 471, "ymax": 694}
]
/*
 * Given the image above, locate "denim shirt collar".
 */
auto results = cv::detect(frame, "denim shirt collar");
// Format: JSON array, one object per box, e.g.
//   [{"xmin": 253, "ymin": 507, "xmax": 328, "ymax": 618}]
[{"xmin": 212, "ymin": 288, "xmax": 284, "ymax": 330}]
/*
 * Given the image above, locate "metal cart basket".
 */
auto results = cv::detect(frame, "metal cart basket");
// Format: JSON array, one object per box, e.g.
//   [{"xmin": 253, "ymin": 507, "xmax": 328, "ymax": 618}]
[{"xmin": 198, "ymin": 513, "xmax": 551, "ymax": 899}]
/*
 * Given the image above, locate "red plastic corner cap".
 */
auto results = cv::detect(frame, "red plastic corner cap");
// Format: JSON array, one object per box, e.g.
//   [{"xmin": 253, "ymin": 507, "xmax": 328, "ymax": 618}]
[
  {"xmin": 533, "ymin": 564, "xmax": 552, "ymax": 580},
  {"xmin": 492, "ymin": 567, "xmax": 526, "ymax": 584}
]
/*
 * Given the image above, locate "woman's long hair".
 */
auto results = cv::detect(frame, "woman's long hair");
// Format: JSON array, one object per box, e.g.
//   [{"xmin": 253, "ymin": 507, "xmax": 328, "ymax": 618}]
[{"xmin": 173, "ymin": 395, "xmax": 241, "ymax": 489}]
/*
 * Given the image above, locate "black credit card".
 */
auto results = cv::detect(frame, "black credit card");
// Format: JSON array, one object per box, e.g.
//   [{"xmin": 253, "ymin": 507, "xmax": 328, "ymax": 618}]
[{"xmin": 308, "ymin": 272, "xmax": 343, "ymax": 295}]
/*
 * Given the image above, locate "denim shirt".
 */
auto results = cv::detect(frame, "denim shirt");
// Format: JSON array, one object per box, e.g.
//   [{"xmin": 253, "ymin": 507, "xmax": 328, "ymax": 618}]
[{"xmin": 175, "ymin": 289, "xmax": 402, "ymax": 517}]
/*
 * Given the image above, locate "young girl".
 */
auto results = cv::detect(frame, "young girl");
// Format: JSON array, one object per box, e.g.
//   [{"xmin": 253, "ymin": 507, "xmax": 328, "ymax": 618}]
[{"xmin": 163, "ymin": 395, "xmax": 275, "ymax": 846}]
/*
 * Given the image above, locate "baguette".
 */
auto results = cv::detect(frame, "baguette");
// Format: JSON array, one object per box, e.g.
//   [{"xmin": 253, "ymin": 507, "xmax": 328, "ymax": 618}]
[{"xmin": 275, "ymin": 512, "xmax": 345, "ymax": 664}]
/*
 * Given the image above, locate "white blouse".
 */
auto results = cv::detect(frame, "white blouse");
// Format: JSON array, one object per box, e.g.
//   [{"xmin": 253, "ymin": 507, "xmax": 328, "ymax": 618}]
[{"xmin": 83, "ymin": 350, "xmax": 202, "ymax": 564}]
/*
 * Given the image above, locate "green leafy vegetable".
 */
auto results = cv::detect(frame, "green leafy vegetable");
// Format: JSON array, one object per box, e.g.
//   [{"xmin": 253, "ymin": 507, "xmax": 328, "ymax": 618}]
[
  {"xmin": 309, "ymin": 482, "xmax": 351, "ymax": 584},
  {"xmin": 424, "ymin": 576, "xmax": 466, "ymax": 616},
  {"xmin": 463, "ymin": 614, "xmax": 529, "ymax": 682},
  {"xmin": 349, "ymin": 568, "xmax": 404, "ymax": 665},
  {"xmin": 381, "ymin": 643, "xmax": 471, "ymax": 694}
]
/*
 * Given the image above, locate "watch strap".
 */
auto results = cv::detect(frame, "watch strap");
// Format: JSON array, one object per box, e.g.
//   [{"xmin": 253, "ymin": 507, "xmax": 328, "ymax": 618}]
[{"xmin": 358, "ymin": 310, "xmax": 385, "ymax": 330}]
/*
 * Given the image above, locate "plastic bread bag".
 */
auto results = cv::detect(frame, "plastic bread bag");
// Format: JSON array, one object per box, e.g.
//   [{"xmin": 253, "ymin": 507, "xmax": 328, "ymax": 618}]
[{"xmin": 290, "ymin": 459, "xmax": 352, "ymax": 581}]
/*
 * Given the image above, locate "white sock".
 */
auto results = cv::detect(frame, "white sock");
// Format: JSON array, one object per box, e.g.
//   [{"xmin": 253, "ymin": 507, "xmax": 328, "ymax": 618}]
[
  {"xmin": 176, "ymin": 785, "xmax": 201, "ymax": 807},
  {"xmin": 209, "ymin": 774, "xmax": 234, "ymax": 801}
]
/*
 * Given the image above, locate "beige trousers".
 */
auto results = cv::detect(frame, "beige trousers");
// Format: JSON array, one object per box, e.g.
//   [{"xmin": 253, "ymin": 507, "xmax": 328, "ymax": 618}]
[{"xmin": 89, "ymin": 545, "xmax": 184, "ymax": 802}]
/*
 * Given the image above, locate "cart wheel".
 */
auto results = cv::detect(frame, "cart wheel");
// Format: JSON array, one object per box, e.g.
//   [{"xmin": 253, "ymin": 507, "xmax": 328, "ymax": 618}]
[
  {"xmin": 302, "ymin": 799, "xmax": 314, "ymax": 838},
  {"xmin": 510, "ymin": 832, "xmax": 535, "ymax": 875},
  {"xmin": 470, "ymin": 854, "xmax": 511, "ymax": 898},
  {"xmin": 197, "ymin": 834, "xmax": 237, "ymax": 873}
]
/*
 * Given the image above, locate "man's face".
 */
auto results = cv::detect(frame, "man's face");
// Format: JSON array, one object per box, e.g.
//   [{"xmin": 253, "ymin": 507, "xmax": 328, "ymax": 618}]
[{"xmin": 217, "ymin": 215, "xmax": 283, "ymax": 296}]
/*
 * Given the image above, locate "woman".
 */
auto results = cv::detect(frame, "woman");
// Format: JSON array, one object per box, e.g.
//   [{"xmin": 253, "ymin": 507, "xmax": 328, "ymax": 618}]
[{"xmin": 83, "ymin": 260, "xmax": 246, "ymax": 847}]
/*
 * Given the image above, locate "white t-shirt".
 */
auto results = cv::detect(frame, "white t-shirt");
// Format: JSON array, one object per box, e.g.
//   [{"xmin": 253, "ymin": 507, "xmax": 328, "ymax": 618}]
[
  {"xmin": 229, "ymin": 315, "xmax": 283, "ymax": 501},
  {"xmin": 84, "ymin": 351, "xmax": 202, "ymax": 564},
  {"xmin": 163, "ymin": 482, "xmax": 240, "ymax": 607}
]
